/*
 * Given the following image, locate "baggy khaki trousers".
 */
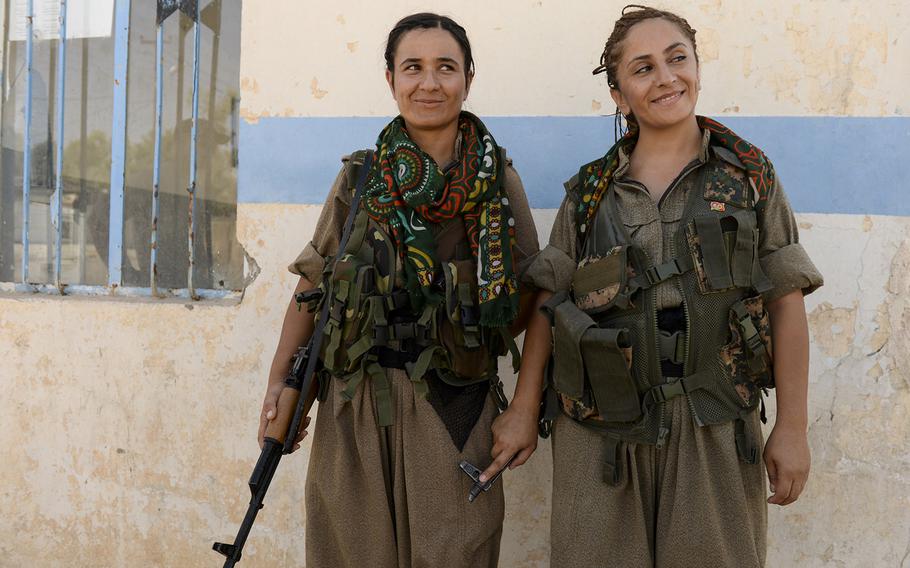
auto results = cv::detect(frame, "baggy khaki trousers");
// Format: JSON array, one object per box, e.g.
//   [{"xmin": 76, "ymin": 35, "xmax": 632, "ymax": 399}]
[
  {"xmin": 305, "ymin": 370, "xmax": 503, "ymax": 568},
  {"xmin": 551, "ymin": 397, "xmax": 768, "ymax": 568}
]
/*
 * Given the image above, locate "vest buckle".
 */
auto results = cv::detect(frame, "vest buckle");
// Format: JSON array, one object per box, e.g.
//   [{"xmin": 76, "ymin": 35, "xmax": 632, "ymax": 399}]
[
  {"xmin": 461, "ymin": 305, "xmax": 480, "ymax": 327},
  {"xmin": 650, "ymin": 378, "xmax": 688, "ymax": 404},
  {"xmin": 658, "ymin": 330, "xmax": 686, "ymax": 365},
  {"xmin": 371, "ymin": 325, "xmax": 390, "ymax": 346}
]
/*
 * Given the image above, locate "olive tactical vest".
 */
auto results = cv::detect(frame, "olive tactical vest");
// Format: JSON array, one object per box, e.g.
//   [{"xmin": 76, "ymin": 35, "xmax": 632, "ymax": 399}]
[
  {"xmin": 546, "ymin": 147, "xmax": 775, "ymax": 482},
  {"xmin": 308, "ymin": 151, "xmax": 513, "ymax": 427}
]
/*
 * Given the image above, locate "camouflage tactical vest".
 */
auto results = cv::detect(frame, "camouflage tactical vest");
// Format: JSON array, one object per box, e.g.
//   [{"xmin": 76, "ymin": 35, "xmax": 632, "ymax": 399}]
[
  {"xmin": 308, "ymin": 151, "xmax": 512, "ymax": 427},
  {"xmin": 546, "ymin": 147, "xmax": 774, "ymax": 482}
]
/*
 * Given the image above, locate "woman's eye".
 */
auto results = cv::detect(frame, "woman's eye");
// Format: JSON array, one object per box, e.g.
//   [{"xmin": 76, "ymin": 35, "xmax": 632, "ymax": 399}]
[
  {"xmin": 634, "ymin": 65, "xmax": 651, "ymax": 75},
  {"xmin": 671, "ymin": 55, "xmax": 687, "ymax": 63},
  {"xmin": 405, "ymin": 64, "xmax": 420, "ymax": 71}
]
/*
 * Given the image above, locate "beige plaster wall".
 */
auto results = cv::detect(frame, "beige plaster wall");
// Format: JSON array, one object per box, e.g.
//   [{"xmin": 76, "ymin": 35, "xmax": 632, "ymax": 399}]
[
  {"xmin": 239, "ymin": 0, "xmax": 909, "ymax": 119},
  {"xmin": 2, "ymin": 205, "xmax": 909, "ymax": 566}
]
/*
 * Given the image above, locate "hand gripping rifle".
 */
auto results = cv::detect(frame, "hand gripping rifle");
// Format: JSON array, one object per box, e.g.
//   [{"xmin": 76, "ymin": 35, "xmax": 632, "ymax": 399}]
[{"xmin": 213, "ymin": 150, "xmax": 374, "ymax": 567}]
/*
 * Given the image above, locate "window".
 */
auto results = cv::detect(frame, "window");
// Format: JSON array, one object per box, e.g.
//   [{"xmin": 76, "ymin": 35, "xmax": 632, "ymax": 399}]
[{"xmin": 0, "ymin": 0, "xmax": 243, "ymax": 299}]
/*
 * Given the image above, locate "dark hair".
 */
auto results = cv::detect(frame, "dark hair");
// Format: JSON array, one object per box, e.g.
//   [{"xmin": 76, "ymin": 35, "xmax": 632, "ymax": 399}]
[
  {"xmin": 385, "ymin": 13, "xmax": 475, "ymax": 79},
  {"xmin": 593, "ymin": 4, "xmax": 698, "ymax": 89}
]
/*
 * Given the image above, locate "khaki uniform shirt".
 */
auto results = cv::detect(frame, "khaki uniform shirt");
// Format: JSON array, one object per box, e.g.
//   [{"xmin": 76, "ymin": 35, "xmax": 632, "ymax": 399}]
[{"xmin": 525, "ymin": 128, "xmax": 823, "ymax": 305}]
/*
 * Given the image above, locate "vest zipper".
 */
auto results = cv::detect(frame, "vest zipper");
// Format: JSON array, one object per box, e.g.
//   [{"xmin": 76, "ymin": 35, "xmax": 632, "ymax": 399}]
[
  {"xmin": 650, "ymin": 284, "xmax": 667, "ymax": 447},
  {"xmin": 610, "ymin": 168, "xmax": 709, "ymax": 445},
  {"xmin": 666, "ymin": 164, "xmax": 707, "ymax": 428},
  {"xmin": 670, "ymin": 233, "xmax": 704, "ymax": 428}
]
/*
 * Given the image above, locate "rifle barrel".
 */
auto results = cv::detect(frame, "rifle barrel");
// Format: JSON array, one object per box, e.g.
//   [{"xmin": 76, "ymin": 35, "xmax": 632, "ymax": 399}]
[{"xmin": 213, "ymin": 440, "xmax": 283, "ymax": 565}]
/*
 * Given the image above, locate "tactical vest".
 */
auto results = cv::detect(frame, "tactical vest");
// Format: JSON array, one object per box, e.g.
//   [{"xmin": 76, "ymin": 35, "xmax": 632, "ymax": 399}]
[
  {"xmin": 546, "ymin": 147, "xmax": 775, "ymax": 482},
  {"xmin": 307, "ymin": 151, "xmax": 513, "ymax": 427}
]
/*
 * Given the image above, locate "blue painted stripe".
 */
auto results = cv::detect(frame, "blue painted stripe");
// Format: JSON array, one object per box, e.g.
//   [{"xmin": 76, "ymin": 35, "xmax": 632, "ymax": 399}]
[{"xmin": 238, "ymin": 116, "xmax": 910, "ymax": 215}]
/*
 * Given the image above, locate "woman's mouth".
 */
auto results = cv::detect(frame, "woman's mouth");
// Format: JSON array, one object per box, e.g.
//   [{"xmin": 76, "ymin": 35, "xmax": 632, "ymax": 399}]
[{"xmin": 652, "ymin": 90, "xmax": 684, "ymax": 106}]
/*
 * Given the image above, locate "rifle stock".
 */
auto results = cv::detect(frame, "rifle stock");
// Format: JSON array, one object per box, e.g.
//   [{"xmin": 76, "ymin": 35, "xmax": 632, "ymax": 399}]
[
  {"xmin": 212, "ymin": 150, "xmax": 374, "ymax": 566},
  {"xmin": 212, "ymin": 344, "xmax": 318, "ymax": 568}
]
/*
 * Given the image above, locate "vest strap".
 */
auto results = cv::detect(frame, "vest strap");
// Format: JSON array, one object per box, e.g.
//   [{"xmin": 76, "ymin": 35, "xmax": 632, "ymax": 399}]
[
  {"xmin": 731, "ymin": 215, "xmax": 756, "ymax": 287},
  {"xmin": 538, "ymin": 382, "xmax": 560, "ymax": 438},
  {"xmin": 602, "ymin": 435, "xmax": 622, "ymax": 486},
  {"xmin": 370, "ymin": 361, "xmax": 394, "ymax": 427},
  {"xmin": 731, "ymin": 301, "xmax": 769, "ymax": 374},
  {"xmin": 734, "ymin": 412, "xmax": 758, "ymax": 464},
  {"xmin": 498, "ymin": 326, "xmax": 521, "ymax": 374},
  {"xmin": 694, "ymin": 216, "xmax": 735, "ymax": 290},
  {"xmin": 490, "ymin": 379, "xmax": 509, "ymax": 412},
  {"xmin": 384, "ymin": 289, "xmax": 411, "ymax": 311},
  {"xmin": 457, "ymin": 282, "xmax": 481, "ymax": 349},
  {"xmin": 629, "ymin": 255, "xmax": 695, "ymax": 291},
  {"xmin": 641, "ymin": 370, "xmax": 714, "ymax": 413}
]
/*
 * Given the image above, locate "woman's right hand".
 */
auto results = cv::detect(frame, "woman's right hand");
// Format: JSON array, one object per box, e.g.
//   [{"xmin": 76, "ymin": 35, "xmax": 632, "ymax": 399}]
[{"xmin": 257, "ymin": 380, "xmax": 310, "ymax": 452}]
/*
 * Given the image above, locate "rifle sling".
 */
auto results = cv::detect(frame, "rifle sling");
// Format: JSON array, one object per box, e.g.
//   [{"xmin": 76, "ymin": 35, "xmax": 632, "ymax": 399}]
[{"xmin": 284, "ymin": 151, "xmax": 375, "ymax": 451}]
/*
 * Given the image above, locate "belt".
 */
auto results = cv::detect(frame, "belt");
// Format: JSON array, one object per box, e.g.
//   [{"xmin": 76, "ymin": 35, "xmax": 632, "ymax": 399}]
[{"xmin": 370, "ymin": 346, "xmax": 422, "ymax": 369}]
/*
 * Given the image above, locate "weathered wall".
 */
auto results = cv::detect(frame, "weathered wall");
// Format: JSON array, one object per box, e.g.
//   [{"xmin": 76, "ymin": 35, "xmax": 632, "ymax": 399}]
[{"xmin": 1, "ymin": 0, "xmax": 908, "ymax": 566}]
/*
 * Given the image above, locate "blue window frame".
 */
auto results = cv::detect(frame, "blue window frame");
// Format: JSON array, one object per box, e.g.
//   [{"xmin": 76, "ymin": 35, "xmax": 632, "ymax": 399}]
[{"xmin": 0, "ymin": 0, "xmax": 243, "ymax": 300}]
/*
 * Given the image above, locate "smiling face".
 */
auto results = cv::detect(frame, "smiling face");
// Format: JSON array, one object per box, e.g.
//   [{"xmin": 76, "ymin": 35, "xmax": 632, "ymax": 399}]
[
  {"xmin": 386, "ymin": 27, "xmax": 471, "ymax": 132},
  {"xmin": 609, "ymin": 18, "xmax": 700, "ymax": 133}
]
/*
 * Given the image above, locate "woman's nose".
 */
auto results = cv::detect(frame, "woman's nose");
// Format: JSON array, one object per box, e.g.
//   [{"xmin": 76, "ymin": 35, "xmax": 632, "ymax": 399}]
[
  {"xmin": 419, "ymin": 71, "xmax": 441, "ymax": 90},
  {"xmin": 655, "ymin": 62, "xmax": 676, "ymax": 86}
]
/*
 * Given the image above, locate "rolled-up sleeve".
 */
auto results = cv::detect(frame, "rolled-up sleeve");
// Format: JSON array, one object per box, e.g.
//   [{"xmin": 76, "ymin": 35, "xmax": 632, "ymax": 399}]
[
  {"xmin": 522, "ymin": 192, "xmax": 578, "ymax": 293},
  {"xmin": 287, "ymin": 166, "xmax": 350, "ymax": 283},
  {"xmin": 758, "ymin": 178, "xmax": 824, "ymax": 302}
]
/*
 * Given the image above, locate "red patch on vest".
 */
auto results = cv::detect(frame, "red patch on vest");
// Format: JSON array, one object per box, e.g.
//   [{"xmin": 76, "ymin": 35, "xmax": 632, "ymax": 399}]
[{"xmin": 710, "ymin": 201, "xmax": 726, "ymax": 212}]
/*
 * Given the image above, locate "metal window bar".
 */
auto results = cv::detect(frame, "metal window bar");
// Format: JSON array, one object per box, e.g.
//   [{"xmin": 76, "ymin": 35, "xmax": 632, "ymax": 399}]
[
  {"xmin": 107, "ymin": 0, "xmax": 129, "ymax": 288},
  {"xmin": 52, "ymin": 0, "xmax": 67, "ymax": 291},
  {"xmin": 21, "ymin": 0, "xmax": 33, "ymax": 283},
  {"xmin": 150, "ymin": 21, "xmax": 163, "ymax": 296},
  {"xmin": 2, "ymin": 0, "xmax": 240, "ymax": 302},
  {"xmin": 187, "ymin": 0, "xmax": 201, "ymax": 299}
]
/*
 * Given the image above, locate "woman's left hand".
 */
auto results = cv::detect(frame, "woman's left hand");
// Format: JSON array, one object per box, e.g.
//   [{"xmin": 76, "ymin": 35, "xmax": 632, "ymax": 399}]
[
  {"xmin": 763, "ymin": 422, "xmax": 811, "ymax": 506},
  {"xmin": 479, "ymin": 403, "xmax": 539, "ymax": 483}
]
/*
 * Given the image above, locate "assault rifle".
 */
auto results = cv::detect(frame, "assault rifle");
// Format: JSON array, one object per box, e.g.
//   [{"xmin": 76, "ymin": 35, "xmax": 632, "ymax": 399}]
[{"xmin": 213, "ymin": 150, "xmax": 374, "ymax": 567}]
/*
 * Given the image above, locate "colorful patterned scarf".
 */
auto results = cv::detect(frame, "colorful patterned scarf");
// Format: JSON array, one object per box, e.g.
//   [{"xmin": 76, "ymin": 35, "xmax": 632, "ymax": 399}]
[
  {"xmin": 362, "ymin": 112, "xmax": 519, "ymax": 327},
  {"xmin": 574, "ymin": 116, "xmax": 777, "ymax": 235}
]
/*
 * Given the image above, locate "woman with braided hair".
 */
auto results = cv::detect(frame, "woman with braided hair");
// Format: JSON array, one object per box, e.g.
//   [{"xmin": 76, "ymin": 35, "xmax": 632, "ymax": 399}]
[
  {"xmin": 258, "ymin": 12, "xmax": 541, "ymax": 568},
  {"xmin": 521, "ymin": 5, "xmax": 823, "ymax": 566}
]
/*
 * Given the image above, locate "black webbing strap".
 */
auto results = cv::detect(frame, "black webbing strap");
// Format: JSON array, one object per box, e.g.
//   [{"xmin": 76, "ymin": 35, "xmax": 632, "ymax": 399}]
[
  {"xmin": 602, "ymin": 435, "xmax": 623, "ymax": 486},
  {"xmin": 735, "ymin": 412, "xmax": 759, "ymax": 464},
  {"xmin": 371, "ymin": 346, "xmax": 422, "ymax": 369}
]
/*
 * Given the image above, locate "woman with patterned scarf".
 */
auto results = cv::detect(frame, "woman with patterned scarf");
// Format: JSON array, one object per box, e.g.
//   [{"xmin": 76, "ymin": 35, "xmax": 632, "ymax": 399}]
[
  {"xmin": 521, "ymin": 6, "xmax": 823, "ymax": 567},
  {"xmin": 259, "ymin": 13, "xmax": 541, "ymax": 568}
]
